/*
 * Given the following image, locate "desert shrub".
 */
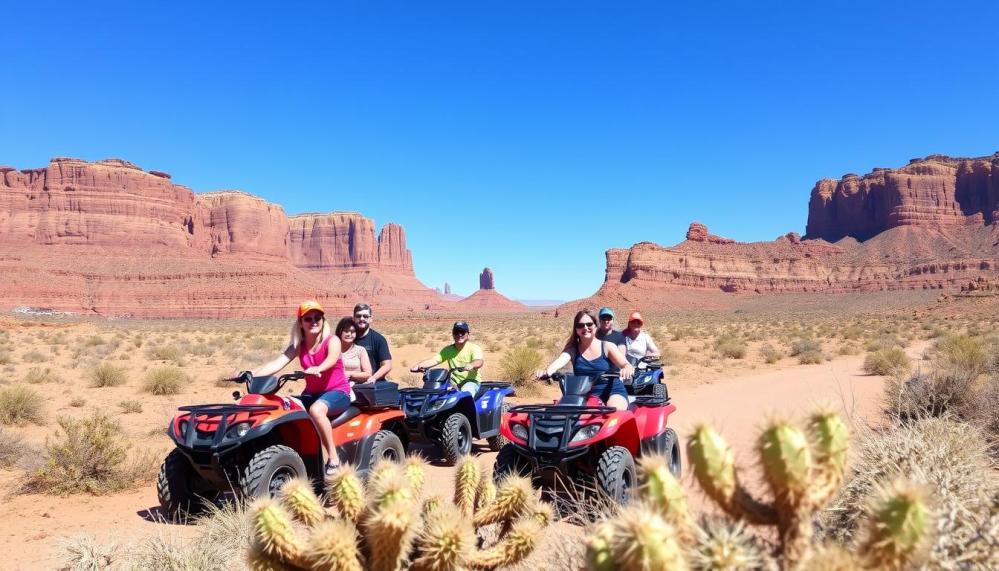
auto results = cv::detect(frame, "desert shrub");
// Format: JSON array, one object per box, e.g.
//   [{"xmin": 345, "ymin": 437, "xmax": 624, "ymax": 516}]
[
  {"xmin": 0, "ymin": 350, "xmax": 12, "ymax": 365},
  {"xmin": 713, "ymin": 335, "xmax": 746, "ymax": 359},
  {"xmin": 24, "ymin": 412, "xmax": 156, "ymax": 495},
  {"xmin": 840, "ymin": 325, "xmax": 863, "ymax": 340},
  {"xmin": 759, "ymin": 343, "xmax": 782, "ymax": 364},
  {"xmin": 862, "ymin": 347, "xmax": 911, "ymax": 376},
  {"xmin": 499, "ymin": 346, "xmax": 544, "ymax": 396},
  {"xmin": 69, "ymin": 397, "xmax": 86, "ymax": 407},
  {"xmin": 837, "ymin": 343, "xmax": 860, "ymax": 356},
  {"xmin": 23, "ymin": 367, "xmax": 56, "ymax": 384},
  {"xmin": 21, "ymin": 350, "xmax": 46, "ymax": 363},
  {"xmin": 863, "ymin": 333, "xmax": 907, "ymax": 352},
  {"xmin": 83, "ymin": 335, "xmax": 105, "ymax": 347},
  {"xmin": 119, "ymin": 399, "xmax": 143, "ymax": 414},
  {"xmin": 820, "ymin": 417, "xmax": 998, "ymax": 568},
  {"xmin": 145, "ymin": 344, "xmax": 186, "ymax": 366},
  {"xmin": 89, "ymin": 362, "xmax": 127, "ymax": 388},
  {"xmin": 0, "ymin": 427, "xmax": 31, "ymax": 469},
  {"xmin": 790, "ymin": 338, "xmax": 823, "ymax": 364},
  {"xmin": 143, "ymin": 367, "xmax": 188, "ymax": 395},
  {"xmin": 934, "ymin": 335, "xmax": 987, "ymax": 378},
  {"xmin": 0, "ymin": 386, "xmax": 45, "ymax": 425}
]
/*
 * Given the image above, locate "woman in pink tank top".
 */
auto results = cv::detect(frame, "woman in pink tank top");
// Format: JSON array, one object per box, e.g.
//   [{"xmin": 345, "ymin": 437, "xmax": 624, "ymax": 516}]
[{"xmin": 248, "ymin": 300, "xmax": 351, "ymax": 476}]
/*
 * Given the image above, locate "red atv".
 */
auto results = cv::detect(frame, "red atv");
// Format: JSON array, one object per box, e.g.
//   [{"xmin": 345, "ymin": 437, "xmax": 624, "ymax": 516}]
[
  {"xmin": 492, "ymin": 373, "xmax": 679, "ymax": 503},
  {"xmin": 157, "ymin": 371, "xmax": 407, "ymax": 518}
]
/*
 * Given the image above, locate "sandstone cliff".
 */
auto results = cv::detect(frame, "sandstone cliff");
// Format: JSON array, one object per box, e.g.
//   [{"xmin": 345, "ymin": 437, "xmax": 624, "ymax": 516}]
[
  {"xmin": 806, "ymin": 153, "xmax": 999, "ymax": 241},
  {"xmin": 584, "ymin": 152, "xmax": 999, "ymax": 308},
  {"xmin": 0, "ymin": 158, "xmax": 436, "ymax": 317}
]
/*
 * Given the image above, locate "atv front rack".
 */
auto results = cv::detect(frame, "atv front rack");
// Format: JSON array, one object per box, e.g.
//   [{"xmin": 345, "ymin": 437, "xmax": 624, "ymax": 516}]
[
  {"xmin": 177, "ymin": 403, "xmax": 278, "ymax": 448},
  {"xmin": 508, "ymin": 404, "xmax": 616, "ymax": 415},
  {"xmin": 507, "ymin": 404, "xmax": 615, "ymax": 459}
]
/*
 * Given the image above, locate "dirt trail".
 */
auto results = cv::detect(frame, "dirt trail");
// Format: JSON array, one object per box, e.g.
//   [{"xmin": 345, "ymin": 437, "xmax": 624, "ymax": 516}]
[{"xmin": 0, "ymin": 345, "xmax": 922, "ymax": 569}]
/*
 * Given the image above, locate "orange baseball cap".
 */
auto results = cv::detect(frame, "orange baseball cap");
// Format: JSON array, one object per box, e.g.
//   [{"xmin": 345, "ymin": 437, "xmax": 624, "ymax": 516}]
[
  {"xmin": 297, "ymin": 300, "xmax": 325, "ymax": 318},
  {"xmin": 628, "ymin": 311, "xmax": 644, "ymax": 325}
]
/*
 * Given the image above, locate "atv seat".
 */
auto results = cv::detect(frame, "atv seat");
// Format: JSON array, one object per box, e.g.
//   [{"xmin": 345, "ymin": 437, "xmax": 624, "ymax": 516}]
[{"xmin": 330, "ymin": 406, "xmax": 361, "ymax": 428}]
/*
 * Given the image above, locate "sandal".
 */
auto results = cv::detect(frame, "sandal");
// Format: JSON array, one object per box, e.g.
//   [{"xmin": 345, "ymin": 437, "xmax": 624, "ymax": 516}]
[{"xmin": 325, "ymin": 461, "xmax": 339, "ymax": 477}]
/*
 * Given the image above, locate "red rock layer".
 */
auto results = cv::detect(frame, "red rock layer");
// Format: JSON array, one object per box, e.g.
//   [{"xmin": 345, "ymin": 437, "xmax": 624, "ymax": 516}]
[
  {"xmin": 806, "ymin": 153, "xmax": 999, "ymax": 241},
  {"xmin": 456, "ymin": 288, "xmax": 528, "ymax": 312},
  {"xmin": 0, "ymin": 158, "xmax": 433, "ymax": 317}
]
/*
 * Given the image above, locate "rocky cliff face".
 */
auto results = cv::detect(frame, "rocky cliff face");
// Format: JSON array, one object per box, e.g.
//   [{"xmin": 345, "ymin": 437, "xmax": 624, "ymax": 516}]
[
  {"xmin": 584, "ymin": 152, "xmax": 999, "ymax": 307},
  {"xmin": 0, "ymin": 158, "xmax": 434, "ymax": 316},
  {"xmin": 806, "ymin": 154, "xmax": 999, "ymax": 241}
]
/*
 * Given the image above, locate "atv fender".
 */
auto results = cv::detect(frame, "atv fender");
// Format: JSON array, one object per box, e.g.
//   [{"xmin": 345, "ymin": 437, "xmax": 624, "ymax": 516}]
[
  {"xmin": 601, "ymin": 415, "xmax": 642, "ymax": 457},
  {"xmin": 633, "ymin": 403, "xmax": 677, "ymax": 442},
  {"xmin": 474, "ymin": 387, "xmax": 512, "ymax": 438}
]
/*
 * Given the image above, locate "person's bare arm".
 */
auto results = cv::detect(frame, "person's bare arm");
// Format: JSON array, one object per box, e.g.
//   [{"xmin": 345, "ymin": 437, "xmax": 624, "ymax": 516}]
[
  {"xmin": 411, "ymin": 356, "xmax": 442, "ymax": 372},
  {"xmin": 606, "ymin": 342, "xmax": 635, "ymax": 380},
  {"xmin": 369, "ymin": 359, "xmax": 392, "ymax": 382},
  {"xmin": 461, "ymin": 358, "xmax": 484, "ymax": 372},
  {"xmin": 645, "ymin": 334, "xmax": 661, "ymax": 358},
  {"xmin": 249, "ymin": 345, "xmax": 296, "ymax": 377},
  {"xmin": 537, "ymin": 352, "xmax": 571, "ymax": 379}
]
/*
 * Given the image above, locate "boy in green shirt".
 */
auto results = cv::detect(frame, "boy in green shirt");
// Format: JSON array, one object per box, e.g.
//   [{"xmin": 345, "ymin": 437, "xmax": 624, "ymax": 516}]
[{"xmin": 411, "ymin": 321, "xmax": 484, "ymax": 396}]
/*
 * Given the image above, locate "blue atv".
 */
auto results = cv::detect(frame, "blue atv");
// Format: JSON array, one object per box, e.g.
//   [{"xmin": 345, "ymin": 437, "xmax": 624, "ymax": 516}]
[
  {"xmin": 625, "ymin": 356, "xmax": 669, "ymax": 400},
  {"xmin": 399, "ymin": 368, "xmax": 514, "ymax": 465}
]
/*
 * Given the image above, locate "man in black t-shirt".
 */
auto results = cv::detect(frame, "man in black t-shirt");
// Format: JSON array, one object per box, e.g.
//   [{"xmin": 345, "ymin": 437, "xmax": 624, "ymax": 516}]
[
  {"xmin": 596, "ymin": 307, "xmax": 627, "ymax": 352},
  {"xmin": 353, "ymin": 303, "xmax": 393, "ymax": 382}
]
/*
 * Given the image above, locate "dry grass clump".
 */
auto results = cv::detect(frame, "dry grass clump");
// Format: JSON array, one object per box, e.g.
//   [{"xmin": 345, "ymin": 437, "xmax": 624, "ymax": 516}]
[
  {"xmin": 0, "ymin": 386, "xmax": 46, "ymax": 425},
  {"xmin": 89, "ymin": 362, "xmax": 127, "ymax": 388},
  {"xmin": 862, "ymin": 347, "xmax": 911, "ymax": 376},
  {"xmin": 0, "ymin": 427, "xmax": 32, "ymax": 469},
  {"xmin": 142, "ymin": 367, "xmax": 188, "ymax": 395},
  {"xmin": 21, "ymin": 350, "xmax": 46, "ymax": 363},
  {"xmin": 790, "ymin": 338, "xmax": 824, "ymax": 364},
  {"xmin": 144, "ymin": 344, "xmax": 186, "ymax": 366},
  {"xmin": 759, "ymin": 343, "xmax": 782, "ymax": 364},
  {"xmin": 119, "ymin": 399, "xmax": 143, "ymax": 414},
  {"xmin": 0, "ymin": 350, "xmax": 12, "ymax": 366},
  {"xmin": 933, "ymin": 334, "xmax": 987, "ymax": 378},
  {"xmin": 23, "ymin": 367, "xmax": 57, "ymax": 384},
  {"xmin": 820, "ymin": 417, "xmax": 998, "ymax": 568},
  {"xmin": 24, "ymin": 412, "xmax": 157, "ymax": 495},
  {"xmin": 499, "ymin": 346, "xmax": 544, "ymax": 396},
  {"xmin": 713, "ymin": 335, "xmax": 747, "ymax": 359}
]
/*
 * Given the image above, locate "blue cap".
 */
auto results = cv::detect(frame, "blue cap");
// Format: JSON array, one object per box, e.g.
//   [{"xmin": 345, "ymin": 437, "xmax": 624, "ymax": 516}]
[
  {"xmin": 452, "ymin": 321, "xmax": 470, "ymax": 333},
  {"xmin": 598, "ymin": 307, "xmax": 615, "ymax": 318}
]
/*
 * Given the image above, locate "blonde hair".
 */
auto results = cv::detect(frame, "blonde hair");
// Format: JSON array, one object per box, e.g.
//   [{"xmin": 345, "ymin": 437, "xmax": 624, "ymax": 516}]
[{"xmin": 288, "ymin": 314, "xmax": 331, "ymax": 350}]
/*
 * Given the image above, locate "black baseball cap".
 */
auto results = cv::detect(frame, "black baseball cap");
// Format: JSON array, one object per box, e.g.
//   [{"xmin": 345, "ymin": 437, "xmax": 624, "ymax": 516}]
[{"xmin": 452, "ymin": 321, "xmax": 470, "ymax": 334}]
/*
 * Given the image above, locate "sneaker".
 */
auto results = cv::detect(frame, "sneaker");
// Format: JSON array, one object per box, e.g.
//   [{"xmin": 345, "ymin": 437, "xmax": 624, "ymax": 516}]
[{"xmin": 325, "ymin": 462, "xmax": 340, "ymax": 477}]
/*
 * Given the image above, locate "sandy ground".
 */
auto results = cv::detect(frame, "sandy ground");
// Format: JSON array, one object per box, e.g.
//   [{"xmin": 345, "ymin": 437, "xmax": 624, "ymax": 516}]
[{"xmin": 0, "ymin": 340, "xmax": 924, "ymax": 570}]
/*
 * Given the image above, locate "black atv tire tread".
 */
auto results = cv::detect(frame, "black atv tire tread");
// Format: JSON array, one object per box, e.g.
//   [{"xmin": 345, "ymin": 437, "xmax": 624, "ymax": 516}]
[
  {"xmin": 663, "ymin": 427, "xmax": 682, "ymax": 477},
  {"xmin": 441, "ymin": 413, "xmax": 473, "ymax": 466},
  {"xmin": 369, "ymin": 430, "xmax": 405, "ymax": 465},
  {"xmin": 486, "ymin": 403, "xmax": 511, "ymax": 452},
  {"xmin": 651, "ymin": 383, "xmax": 668, "ymax": 399},
  {"xmin": 493, "ymin": 443, "xmax": 531, "ymax": 483},
  {"xmin": 239, "ymin": 444, "xmax": 307, "ymax": 499},
  {"xmin": 596, "ymin": 445, "xmax": 636, "ymax": 503},
  {"xmin": 157, "ymin": 448, "xmax": 208, "ymax": 519}
]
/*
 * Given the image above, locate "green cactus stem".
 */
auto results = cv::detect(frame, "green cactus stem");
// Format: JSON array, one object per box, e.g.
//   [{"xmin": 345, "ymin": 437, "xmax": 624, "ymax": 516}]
[
  {"xmin": 687, "ymin": 424, "xmax": 777, "ymax": 525},
  {"xmin": 454, "ymin": 457, "xmax": 481, "ymax": 517},
  {"xmin": 307, "ymin": 519, "xmax": 364, "ymax": 571},
  {"xmin": 279, "ymin": 478, "xmax": 326, "ymax": 528},
  {"xmin": 858, "ymin": 482, "xmax": 932, "ymax": 571},
  {"xmin": 690, "ymin": 517, "xmax": 764, "ymax": 571},
  {"xmin": 411, "ymin": 504, "xmax": 475, "ymax": 571},
  {"xmin": 639, "ymin": 455, "xmax": 696, "ymax": 543},
  {"xmin": 806, "ymin": 410, "xmax": 850, "ymax": 507},
  {"xmin": 585, "ymin": 522, "xmax": 617, "ymax": 571},
  {"xmin": 403, "ymin": 454, "xmax": 429, "ymax": 495},
  {"xmin": 364, "ymin": 500, "xmax": 419, "ymax": 571},
  {"xmin": 468, "ymin": 518, "xmax": 542, "ymax": 570},
  {"xmin": 473, "ymin": 475, "xmax": 533, "ymax": 527},
  {"xmin": 326, "ymin": 465, "xmax": 366, "ymax": 524},
  {"xmin": 249, "ymin": 498, "xmax": 307, "ymax": 567},
  {"xmin": 603, "ymin": 505, "xmax": 687, "ymax": 571}
]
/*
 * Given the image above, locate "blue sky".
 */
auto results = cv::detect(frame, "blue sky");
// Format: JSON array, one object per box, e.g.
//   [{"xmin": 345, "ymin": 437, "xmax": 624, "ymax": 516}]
[{"xmin": 2, "ymin": 1, "xmax": 997, "ymax": 300}]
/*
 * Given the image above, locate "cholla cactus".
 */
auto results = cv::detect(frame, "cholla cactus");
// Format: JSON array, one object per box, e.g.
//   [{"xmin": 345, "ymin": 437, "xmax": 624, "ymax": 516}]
[
  {"xmin": 246, "ymin": 456, "xmax": 548, "ymax": 571},
  {"xmin": 587, "ymin": 410, "xmax": 935, "ymax": 571}
]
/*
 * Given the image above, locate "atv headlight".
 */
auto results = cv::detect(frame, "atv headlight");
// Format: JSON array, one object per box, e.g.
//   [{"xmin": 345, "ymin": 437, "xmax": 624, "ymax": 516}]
[
  {"xmin": 226, "ymin": 422, "xmax": 252, "ymax": 439},
  {"xmin": 511, "ymin": 423, "xmax": 528, "ymax": 441},
  {"xmin": 571, "ymin": 424, "xmax": 602, "ymax": 443}
]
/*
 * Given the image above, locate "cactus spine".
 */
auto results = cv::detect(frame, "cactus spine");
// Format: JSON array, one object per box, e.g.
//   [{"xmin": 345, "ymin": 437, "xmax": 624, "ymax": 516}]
[
  {"xmin": 857, "ymin": 483, "xmax": 932, "ymax": 570},
  {"xmin": 246, "ymin": 459, "xmax": 548, "ymax": 570},
  {"xmin": 454, "ymin": 457, "xmax": 481, "ymax": 517}
]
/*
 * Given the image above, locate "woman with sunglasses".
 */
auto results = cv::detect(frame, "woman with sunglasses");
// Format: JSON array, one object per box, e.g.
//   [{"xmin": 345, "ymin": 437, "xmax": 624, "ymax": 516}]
[
  {"xmin": 247, "ymin": 301, "xmax": 350, "ymax": 476},
  {"xmin": 536, "ymin": 309, "xmax": 634, "ymax": 411}
]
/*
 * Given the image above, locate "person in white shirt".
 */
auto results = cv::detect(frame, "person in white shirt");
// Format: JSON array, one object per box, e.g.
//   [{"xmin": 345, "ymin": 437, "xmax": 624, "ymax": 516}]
[{"xmin": 621, "ymin": 311, "xmax": 661, "ymax": 362}]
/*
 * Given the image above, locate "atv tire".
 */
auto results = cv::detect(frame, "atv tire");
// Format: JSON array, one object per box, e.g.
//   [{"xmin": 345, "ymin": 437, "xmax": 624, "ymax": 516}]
[
  {"xmin": 157, "ymin": 449, "xmax": 218, "ymax": 520},
  {"xmin": 486, "ymin": 403, "xmax": 511, "ymax": 452},
  {"xmin": 441, "ymin": 413, "xmax": 473, "ymax": 465},
  {"xmin": 492, "ymin": 443, "xmax": 532, "ymax": 483},
  {"xmin": 663, "ymin": 427, "xmax": 681, "ymax": 477},
  {"xmin": 596, "ymin": 445, "xmax": 636, "ymax": 504},
  {"xmin": 368, "ymin": 429, "xmax": 405, "ymax": 467},
  {"xmin": 239, "ymin": 444, "xmax": 307, "ymax": 499}
]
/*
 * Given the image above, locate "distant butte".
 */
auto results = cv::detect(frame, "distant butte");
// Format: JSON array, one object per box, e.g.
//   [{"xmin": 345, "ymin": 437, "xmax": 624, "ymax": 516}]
[
  {"xmin": 457, "ymin": 267, "xmax": 526, "ymax": 311},
  {"xmin": 0, "ymin": 157, "xmax": 439, "ymax": 317},
  {"xmin": 575, "ymin": 152, "xmax": 999, "ymax": 308}
]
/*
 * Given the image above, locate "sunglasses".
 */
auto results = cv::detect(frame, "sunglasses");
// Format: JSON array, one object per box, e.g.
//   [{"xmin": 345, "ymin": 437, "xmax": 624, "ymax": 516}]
[
  {"xmin": 575, "ymin": 322, "xmax": 596, "ymax": 330},
  {"xmin": 354, "ymin": 313, "xmax": 371, "ymax": 319},
  {"xmin": 453, "ymin": 330, "xmax": 469, "ymax": 336},
  {"xmin": 302, "ymin": 315, "xmax": 324, "ymax": 324},
  {"xmin": 599, "ymin": 316, "xmax": 613, "ymax": 321}
]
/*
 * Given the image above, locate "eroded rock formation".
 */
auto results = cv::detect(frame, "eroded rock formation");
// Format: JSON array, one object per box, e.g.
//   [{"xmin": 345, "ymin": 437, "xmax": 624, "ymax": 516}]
[
  {"xmin": 0, "ymin": 158, "xmax": 435, "ymax": 317},
  {"xmin": 479, "ymin": 267, "xmax": 495, "ymax": 290},
  {"xmin": 585, "ymin": 153, "xmax": 999, "ymax": 306}
]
